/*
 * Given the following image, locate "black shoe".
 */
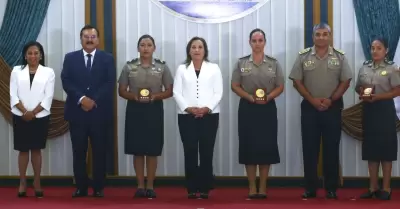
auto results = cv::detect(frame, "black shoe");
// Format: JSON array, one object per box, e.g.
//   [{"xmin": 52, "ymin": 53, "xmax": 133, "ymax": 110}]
[
  {"xmin": 247, "ymin": 193, "xmax": 258, "ymax": 199},
  {"xmin": 93, "ymin": 190, "xmax": 104, "ymax": 198},
  {"xmin": 360, "ymin": 189, "xmax": 380, "ymax": 199},
  {"xmin": 257, "ymin": 193, "xmax": 267, "ymax": 199},
  {"xmin": 17, "ymin": 191, "xmax": 27, "ymax": 198},
  {"xmin": 72, "ymin": 189, "xmax": 88, "ymax": 198},
  {"xmin": 301, "ymin": 190, "xmax": 317, "ymax": 199},
  {"xmin": 146, "ymin": 189, "xmax": 157, "ymax": 198},
  {"xmin": 378, "ymin": 190, "xmax": 391, "ymax": 200},
  {"xmin": 188, "ymin": 193, "xmax": 197, "ymax": 199},
  {"xmin": 134, "ymin": 188, "xmax": 147, "ymax": 198},
  {"xmin": 199, "ymin": 192, "xmax": 209, "ymax": 199},
  {"xmin": 35, "ymin": 191, "xmax": 44, "ymax": 198},
  {"xmin": 326, "ymin": 191, "xmax": 338, "ymax": 199}
]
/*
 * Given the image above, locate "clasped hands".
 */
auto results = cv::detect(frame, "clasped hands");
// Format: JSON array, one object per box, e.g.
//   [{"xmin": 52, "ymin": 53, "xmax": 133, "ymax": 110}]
[
  {"xmin": 186, "ymin": 107, "xmax": 210, "ymax": 118},
  {"xmin": 311, "ymin": 98, "xmax": 332, "ymax": 111},
  {"xmin": 81, "ymin": 97, "xmax": 96, "ymax": 111},
  {"xmin": 22, "ymin": 111, "xmax": 36, "ymax": 121}
]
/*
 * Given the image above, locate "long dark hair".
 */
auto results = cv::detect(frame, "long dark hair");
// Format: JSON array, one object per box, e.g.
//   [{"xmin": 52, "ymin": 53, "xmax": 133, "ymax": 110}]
[
  {"xmin": 184, "ymin": 36, "xmax": 209, "ymax": 67},
  {"xmin": 21, "ymin": 41, "xmax": 45, "ymax": 69}
]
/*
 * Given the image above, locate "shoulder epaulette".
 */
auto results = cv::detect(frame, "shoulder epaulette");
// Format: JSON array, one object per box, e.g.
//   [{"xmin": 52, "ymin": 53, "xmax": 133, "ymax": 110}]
[
  {"xmin": 384, "ymin": 59, "xmax": 394, "ymax": 65},
  {"xmin": 239, "ymin": 55, "xmax": 251, "ymax": 60},
  {"xmin": 363, "ymin": 60, "xmax": 372, "ymax": 65},
  {"xmin": 333, "ymin": 48, "xmax": 345, "ymax": 55},
  {"xmin": 299, "ymin": 48, "xmax": 311, "ymax": 55},
  {"xmin": 127, "ymin": 58, "xmax": 139, "ymax": 64},
  {"xmin": 265, "ymin": 54, "xmax": 276, "ymax": 61},
  {"xmin": 154, "ymin": 58, "xmax": 165, "ymax": 64}
]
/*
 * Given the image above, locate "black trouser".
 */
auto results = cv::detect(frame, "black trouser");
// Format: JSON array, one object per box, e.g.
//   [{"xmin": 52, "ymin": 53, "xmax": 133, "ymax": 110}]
[
  {"xmin": 301, "ymin": 99, "xmax": 342, "ymax": 192},
  {"xmin": 178, "ymin": 113, "xmax": 219, "ymax": 193},
  {"xmin": 69, "ymin": 120, "xmax": 107, "ymax": 191}
]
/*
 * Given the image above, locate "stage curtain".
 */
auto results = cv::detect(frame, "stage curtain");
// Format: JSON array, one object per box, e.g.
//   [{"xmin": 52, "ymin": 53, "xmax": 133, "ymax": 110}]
[{"xmin": 0, "ymin": 0, "xmax": 68, "ymax": 139}]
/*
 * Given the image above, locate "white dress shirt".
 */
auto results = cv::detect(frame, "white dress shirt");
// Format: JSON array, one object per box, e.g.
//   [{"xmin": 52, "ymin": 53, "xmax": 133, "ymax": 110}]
[
  {"xmin": 10, "ymin": 64, "xmax": 55, "ymax": 118},
  {"xmin": 173, "ymin": 61, "xmax": 223, "ymax": 114}
]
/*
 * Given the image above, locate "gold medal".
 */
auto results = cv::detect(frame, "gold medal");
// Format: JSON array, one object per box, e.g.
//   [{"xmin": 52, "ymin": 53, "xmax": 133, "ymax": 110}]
[
  {"xmin": 255, "ymin": 89, "xmax": 265, "ymax": 98},
  {"xmin": 381, "ymin": 70, "xmax": 387, "ymax": 76},
  {"xmin": 140, "ymin": 89, "xmax": 150, "ymax": 97}
]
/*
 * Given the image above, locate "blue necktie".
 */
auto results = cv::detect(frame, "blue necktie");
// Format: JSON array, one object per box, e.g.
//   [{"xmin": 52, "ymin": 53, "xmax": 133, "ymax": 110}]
[{"xmin": 86, "ymin": 54, "xmax": 92, "ymax": 71}]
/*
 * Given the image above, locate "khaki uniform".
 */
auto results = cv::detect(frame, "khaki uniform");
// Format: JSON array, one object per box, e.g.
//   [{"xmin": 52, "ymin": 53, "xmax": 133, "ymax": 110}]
[
  {"xmin": 288, "ymin": 46, "xmax": 352, "ymax": 194},
  {"xmin": 356, "ymin": 60, "xmax": 400, "ymax": 163},
  {"xmin": 118, "ymin": 58, "xmax": 173, "ymax": 94},
  {"xmin": 118, "ymin": 58, "xmax": 173, "ymax": 157},
  {"xmin": 231, "ymin": 54, "xmax": 283, "ymax": 165},
  {"xmin": 232, "ymin": 55, "xmax": 284, "ymax": 95},
  {"xmin": 355, "ymin": 60, "xmax": 400, "ymax": 94},
  {"xmin": 289, "ymin": 46, "xmax": 352, "ymax": 98}
]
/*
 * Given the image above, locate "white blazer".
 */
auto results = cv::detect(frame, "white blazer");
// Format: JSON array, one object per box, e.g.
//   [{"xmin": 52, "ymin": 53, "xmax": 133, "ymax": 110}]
[
  {"xmin": 10, "ymin": 65, "xmax": 55, "ymax": 118},
  {"xmin": 173, "ymin": 61, "xmax": 223, "ymax": 114}
]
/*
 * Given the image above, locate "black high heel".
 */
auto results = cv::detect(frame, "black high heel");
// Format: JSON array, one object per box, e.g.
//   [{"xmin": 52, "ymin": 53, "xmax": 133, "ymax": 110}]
[{"xmin": 17, "ymin": 191, "xmax": 27, "ymax": 198}]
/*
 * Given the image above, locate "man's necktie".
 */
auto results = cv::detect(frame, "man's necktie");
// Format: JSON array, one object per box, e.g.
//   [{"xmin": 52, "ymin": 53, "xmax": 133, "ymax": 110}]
[{"xmin": 86, "ymin": 54, "xmax": 92, "ymax": 71}]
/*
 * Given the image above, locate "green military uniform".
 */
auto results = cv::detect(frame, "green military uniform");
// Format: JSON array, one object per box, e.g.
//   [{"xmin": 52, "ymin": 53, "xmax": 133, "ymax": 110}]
[
  {"xmin": 118, "ymin": 58, "xmax": 173, "ymax": 156},
  {"xmin": 231, "ymin": 54, "xmax": 284, "ymax": 165},
  {"xmin": 356, "ymin": 60, "xmax": 400, "ymax": 162},
  {"xmin": 288, "ymin": 46, "xmax": 352, "ymax": 193}
]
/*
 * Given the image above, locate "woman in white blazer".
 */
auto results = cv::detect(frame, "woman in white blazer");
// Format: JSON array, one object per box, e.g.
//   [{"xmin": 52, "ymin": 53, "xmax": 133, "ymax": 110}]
[
  {"xmin": 10, "ymin": 41, "xmax": 55, "ymax": 198},
  {"xmin": 173, "ymin": 37, "xmax": 223, "ymax": 199}
]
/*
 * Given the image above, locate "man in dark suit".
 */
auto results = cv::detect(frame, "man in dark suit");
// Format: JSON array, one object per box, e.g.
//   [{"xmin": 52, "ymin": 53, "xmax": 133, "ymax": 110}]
[{"xmin": 61, "ymin": 25, "xmax": 116, "ymax": 198}]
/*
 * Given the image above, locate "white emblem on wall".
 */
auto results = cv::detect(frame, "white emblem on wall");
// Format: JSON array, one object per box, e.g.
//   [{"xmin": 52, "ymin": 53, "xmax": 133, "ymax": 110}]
[{"xmin": 150, "ymin": 0, "xmax": 270, "ymax": 24}]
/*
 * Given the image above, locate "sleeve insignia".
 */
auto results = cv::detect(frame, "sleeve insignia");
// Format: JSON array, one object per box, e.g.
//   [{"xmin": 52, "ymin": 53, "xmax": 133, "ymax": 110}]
[
  {"xmin": 333, "ymin": 48, "xmax": 345, "ymax": 55},
  {"xmin": 127, "ymin": 58, "xmax": 139, "ymax": 64},
  {"xmin": 384, "ymin": 59, "xmax": 394, "ymax": 65},
  {"xmin": 299, "ymin": 48, "xmax": 311, "ymax": 55},
  {"xmin": 265, "ymin": 54, "xmax": 276, "ymax": 61},
  {"xmin": 239, "ymin": 55, "xmax": 251, "ymax": 60},
  {"xmin": 363, "ymin": 60, "xmax": 372, "ymax": 65}
]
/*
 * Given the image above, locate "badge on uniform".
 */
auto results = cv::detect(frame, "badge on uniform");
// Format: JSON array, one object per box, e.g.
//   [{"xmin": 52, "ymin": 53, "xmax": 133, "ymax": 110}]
[
  {"xmin": 241, "ymin": 68, "xmax": 251, "ymax": 73},
  {"xmin": 138, "ymin": 88, "xmax": 151, "ymax": 103},
  {"xmin": 381, "ymin": 70, "xmax": 387, "ymax": 76},
  {"xmin": 328, "ymin": 57, "xmax": 340, "ymax": 66},
  {"xmin": 303, "ymin": 60, "xmax": 314, "ymax": 68},
  {"xmin": 254, "ymin": 88, "xmax": 267, "ymax": 104}
]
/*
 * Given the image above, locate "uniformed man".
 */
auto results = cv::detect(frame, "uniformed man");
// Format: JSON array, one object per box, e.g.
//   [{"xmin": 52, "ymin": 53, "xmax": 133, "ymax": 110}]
[
  {"xmin": 288, "ymin": 23, "xmax": 352, "ymax": 199},
  {"xmin": 355, "ymin": 37, "xmax": 400, "ymax": 200},
  {"xmin": 231, "ymin": 28, "xmax": 284, "ymax": 199},
  {"xmin": 118, "ymin": 34, "xmax": 173, "ymax": 198}
]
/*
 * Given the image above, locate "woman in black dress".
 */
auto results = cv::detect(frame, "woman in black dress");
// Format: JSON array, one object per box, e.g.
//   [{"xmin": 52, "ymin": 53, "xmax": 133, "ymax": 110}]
[
  {"xmin": 356, "ymin": 37, "xmax": 400, "ymax": 200},
  {"xmin": 10, "ymin": 41, "xmax": 55, "ymax": 198},
  {"xmin": 231, "ymin": 29, "xmax": 284, "ymax": 199},
  {"xmin": 118, "ymin": 34, "xmax": 173, "ymax": 198}
]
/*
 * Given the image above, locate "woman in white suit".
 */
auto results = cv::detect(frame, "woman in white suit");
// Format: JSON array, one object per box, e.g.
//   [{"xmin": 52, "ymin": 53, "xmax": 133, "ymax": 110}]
[
  {"xmin": 10, "ymin": 41, "xmax": 55, "ymax": 198},
  {"xmin": 173, "ymin": 37, "xmax": 223, "ymax": 199}
]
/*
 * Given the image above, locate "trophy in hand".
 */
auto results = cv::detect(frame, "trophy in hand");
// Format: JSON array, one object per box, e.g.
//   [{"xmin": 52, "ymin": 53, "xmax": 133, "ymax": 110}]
[
  {"xmin": 360, "ymin": 85, "xmax": 374, "ymax": 100},
  {"xmin": 138, "ymin": 88, "xmax": 151, "ymax": 103},
  {"xmin": 254, "ymin": 88, "xmax": 267, "ymax": 104}
]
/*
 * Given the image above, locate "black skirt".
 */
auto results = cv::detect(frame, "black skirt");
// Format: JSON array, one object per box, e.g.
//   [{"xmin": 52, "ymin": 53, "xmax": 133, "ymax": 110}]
[
  {"xmin": 362, "ymin": 99, "xmax": 398, "ymax": 161},
  {"xmin": 124, "ymin": 100, "xmax": 164, "ymax": 156},
  {"xmin": 238, "ymin": 98, "xmax": 280, "ymax": 165},
  {"xmin": 13, "ymin": 114, "xmax": 50, "ymax": 152}
]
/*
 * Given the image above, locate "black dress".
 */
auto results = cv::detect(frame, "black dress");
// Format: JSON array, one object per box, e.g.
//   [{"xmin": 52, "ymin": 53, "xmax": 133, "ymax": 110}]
[
  {"xmin": 362, "ymin": 99, "xmax": 398, "ymax": 161},
  {"xmin": 124, "ymin": 100, "xmax": 164, "ymax": 156},
  {"xmin": 238, "ymin": 98, "xmax": 280, "ymax": 165},
  {"xmin": 13, "ymin": 73, "xmax": 50, "ymax": 152}
]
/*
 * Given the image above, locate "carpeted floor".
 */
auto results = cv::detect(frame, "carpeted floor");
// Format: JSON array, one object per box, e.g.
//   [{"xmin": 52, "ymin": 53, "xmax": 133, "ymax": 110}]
[{"xmin": 0, "ymin": 187, "xmax": 398, "ymax": 209}]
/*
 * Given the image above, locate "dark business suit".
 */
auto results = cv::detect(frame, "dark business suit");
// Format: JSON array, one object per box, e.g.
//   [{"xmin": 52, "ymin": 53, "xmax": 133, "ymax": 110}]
[{"xmin": 61, "ymin": 49, "xmax": 115, "ymax": 192}]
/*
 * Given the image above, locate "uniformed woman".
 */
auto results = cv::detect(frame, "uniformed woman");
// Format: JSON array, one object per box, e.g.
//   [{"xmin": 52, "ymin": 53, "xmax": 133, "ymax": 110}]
[
  {"xmin": 356, "ymin": 37, "xmax": 400, "ymax": 200},
  {"xmin": 231, "ymin": 28, "xmax": 284, "ymax": 199},
  {"xmin": 118, "ymin": 34, "xmax": 173, "ymax": 198}
]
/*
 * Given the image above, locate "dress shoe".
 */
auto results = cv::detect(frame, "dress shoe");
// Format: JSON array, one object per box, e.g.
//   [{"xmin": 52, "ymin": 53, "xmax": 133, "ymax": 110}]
[
  {"xmin": 17, "ymin": 191, "xmax": 27, "ymax": 198},
  {"xmin": 134, "ymin": 188, "xmax": 147, "ymax": 198},
  {"xmin": 326, "ymin": 191, "xmax": 338, "ymax": 199},
  {"xmin": 146, "ymin": 189, "xmax": 157, "ymax": 198},
  {"xmin": 301, "ymin": 190, "xmax": 317, "ymax": 199},
  {"xmin": 378, "ymin": 190, "xmax": 391, "ymax": 200},
  {"xmin": 187, "ymin": 192, "xmax": 197, "ymax": 199},
  {"xmin": 360, "ymin": 189, "xmax": 380, "ymax": 199},
  {"xmin": 257, "ymin": 193, "xmax": 267, "ymax": 199},
  {"xmin": 35, "ymin": 190, "xmax": 44, "ymax": 198},
  {"xmin": 199, "ymin": 192, "xmax": 209, "ymax": 199},
  {"xmin": 72, "ymin": 189, "xmax": 88, "ymax": 198},
  {"xmin": 93, "ymin": 190, "xmax": 104, "ymax": 198}
]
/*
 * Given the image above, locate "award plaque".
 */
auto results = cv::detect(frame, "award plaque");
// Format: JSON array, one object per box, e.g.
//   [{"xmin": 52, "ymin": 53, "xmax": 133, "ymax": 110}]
[
  {"xmin": 138, "ymin": 88, "xmax": 151, "ymax": 102},
  {"xmin": 361, "ymin": 85, "xmax": 375, "ymax": 98},
  {"xmin": 254, "ymin": 88, "xmax": 267, "ymax": 103}
]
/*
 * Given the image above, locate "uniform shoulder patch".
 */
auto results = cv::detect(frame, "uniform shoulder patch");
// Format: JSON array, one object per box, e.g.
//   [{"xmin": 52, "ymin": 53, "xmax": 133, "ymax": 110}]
[
  {"xmin": 154, "ymin": 58, "xmax": 165, "ymax": 64},
  {"xmin": 127, "ymin": 58, "xmax": 139, "ymax": 64},
  {"xmin": 239, "ymin": 55, "xmax": 251, "ymax": 60},
  {"xmin": 363, "ymin": 60, "xmax": 372, "ymax": 65},
  {"xmin": 384, "ymin": 59, "xmax": 394, "ymax": 65},
  {"xmin": 265, "ymin": 54, "xmax": 276, "ymax": 61},
  {"xmin": 299, "ymin": 48, "xmax": 311, "ymax": 55},
  {"xmin": 333, "ymin": 48, "xmax": 345, "ymax": 55}
]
